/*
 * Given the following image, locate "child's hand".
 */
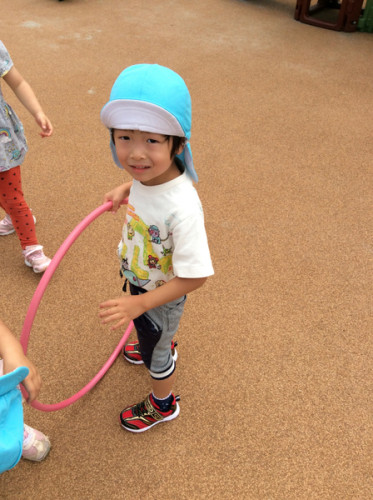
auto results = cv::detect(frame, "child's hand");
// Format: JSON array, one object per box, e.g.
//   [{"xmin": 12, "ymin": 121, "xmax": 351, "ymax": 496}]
[
  {"xmin": 99, "ymin": 295, "xmax": 145, "ymax": 331},
  {"xmin": 34, "ymin": 111, "xmax": 53, "ymax": 137},
  {"xmin": 3, "ymin": 349, "xmax": 42, "ymax": 403},
  {"xmin": 103, "ymin": 182, "xmax": 132, "ymax": 213}
]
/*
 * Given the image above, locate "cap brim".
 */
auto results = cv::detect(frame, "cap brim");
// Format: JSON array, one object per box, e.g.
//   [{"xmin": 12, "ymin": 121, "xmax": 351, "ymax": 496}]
[{"xmin": 101, "ymin": 100, "xmax": 185, "ymax": 137}]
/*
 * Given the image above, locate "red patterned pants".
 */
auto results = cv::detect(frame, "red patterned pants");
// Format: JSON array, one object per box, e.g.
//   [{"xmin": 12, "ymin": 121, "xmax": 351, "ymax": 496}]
[{"xmin": 0, "ymin": 166, "xmax": 38, "ymax": 249}]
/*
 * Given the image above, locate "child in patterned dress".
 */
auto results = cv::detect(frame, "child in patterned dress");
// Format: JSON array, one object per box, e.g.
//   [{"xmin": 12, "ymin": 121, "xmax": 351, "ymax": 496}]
[{"xmin": 0, "ymin": 40, "xmax": 53, "ymax": 273}]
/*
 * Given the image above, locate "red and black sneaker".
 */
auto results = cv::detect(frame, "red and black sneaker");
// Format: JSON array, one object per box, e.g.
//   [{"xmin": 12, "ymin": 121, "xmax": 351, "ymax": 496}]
[
  {"xmin": 120, "ymin": 393, "xmax": 180, "ymax": 433},
  {"xmin": 122, "ymin": 340, "xmax": 178, "ymax": 365}
]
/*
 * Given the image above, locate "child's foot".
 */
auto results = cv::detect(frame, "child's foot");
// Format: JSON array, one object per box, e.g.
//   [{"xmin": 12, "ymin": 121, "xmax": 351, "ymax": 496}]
[
  {"xmin": 22, "ymin": 424, "xmax": 51, "ymax": 462},
  {"xmin": 120, "ymin": 393, "xmax": 180, "ymax": 433},
  {"xmin": 22, "ymin": 245, "xmax": 51, "ymax": 273},
  {"xmin": 0, "ymin": 213, "xmax": 36, "ymax": 236},
  {"xmin": 123, "ymin": 340, "xmax": 178, "ymax": 364},
  {"xmin": 0, "ymin": 213, "xmax": 15, "ymax": 235}
]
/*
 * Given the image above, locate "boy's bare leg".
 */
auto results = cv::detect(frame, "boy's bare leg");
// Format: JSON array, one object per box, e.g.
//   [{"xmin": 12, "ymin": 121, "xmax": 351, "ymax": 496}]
[{"xmin": 152, "ymin": 372, "xmax": 176, "ymax": 399}]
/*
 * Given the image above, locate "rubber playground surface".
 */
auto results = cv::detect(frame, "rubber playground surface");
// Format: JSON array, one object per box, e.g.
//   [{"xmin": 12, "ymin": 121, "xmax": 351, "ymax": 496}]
[{"xmin": 1, "ymin": 1, "xmax": 372, "ymax": 499}]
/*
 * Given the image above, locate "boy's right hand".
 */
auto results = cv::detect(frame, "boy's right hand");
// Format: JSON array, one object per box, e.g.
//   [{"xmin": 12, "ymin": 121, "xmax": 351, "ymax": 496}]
[{"xmin": 103, "ymin": 181, "xmax": 132, "ymax": 213}]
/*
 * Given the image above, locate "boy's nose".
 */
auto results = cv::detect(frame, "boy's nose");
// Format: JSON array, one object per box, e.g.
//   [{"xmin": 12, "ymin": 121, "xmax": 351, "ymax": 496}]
[{"xmin": 130, "ymin": 144, "xmax": 146, "ymax": 160}]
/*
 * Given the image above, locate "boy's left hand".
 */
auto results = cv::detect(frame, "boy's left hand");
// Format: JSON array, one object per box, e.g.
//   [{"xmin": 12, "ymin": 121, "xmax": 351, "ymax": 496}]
[{"xmin": 99, "ymin": 295, "xmax": 145, "ymax": 331}]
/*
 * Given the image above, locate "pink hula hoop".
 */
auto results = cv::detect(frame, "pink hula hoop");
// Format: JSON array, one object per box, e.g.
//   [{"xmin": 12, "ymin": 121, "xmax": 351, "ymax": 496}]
[{"xmin": 20, "ymin": 200, "xmax": 133, "ymax": 412}]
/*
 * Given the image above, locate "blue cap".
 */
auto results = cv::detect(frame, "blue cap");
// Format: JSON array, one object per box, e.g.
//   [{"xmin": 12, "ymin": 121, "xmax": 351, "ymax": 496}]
[{"xmin": 101, "ymin": 64, "xmax": 197, "ymax": 183}]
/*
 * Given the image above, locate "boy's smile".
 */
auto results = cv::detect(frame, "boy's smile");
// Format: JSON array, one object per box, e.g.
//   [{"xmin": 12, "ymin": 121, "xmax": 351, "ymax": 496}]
[{"xmin": 113, "ymin": 129, "xmax": 184, "ymax": 186}]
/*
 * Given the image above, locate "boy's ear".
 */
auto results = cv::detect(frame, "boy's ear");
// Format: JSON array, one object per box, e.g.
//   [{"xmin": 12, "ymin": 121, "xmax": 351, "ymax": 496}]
[{"xmin": 176, "ymin": 139, "xmax": 186, "ymax": 155}]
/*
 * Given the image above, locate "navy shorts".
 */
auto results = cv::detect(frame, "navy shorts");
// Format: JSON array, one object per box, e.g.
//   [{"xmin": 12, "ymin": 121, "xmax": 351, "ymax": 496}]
[{"xmin": 128, "ymin": 283, "xmax": 186, "ymax": 380}]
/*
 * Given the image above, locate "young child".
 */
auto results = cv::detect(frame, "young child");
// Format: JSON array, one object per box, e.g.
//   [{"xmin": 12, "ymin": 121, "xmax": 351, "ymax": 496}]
[
  {"xmin": 0, "ymin": 40, "xmax": 53, "ymax": 273},
  {"xmin": 0, "ymin": 318, "xmax": 50, "ymax": 473},
  {"xmin": 99, "ymin": 64, "xmax": 214, "ymax": 433}
]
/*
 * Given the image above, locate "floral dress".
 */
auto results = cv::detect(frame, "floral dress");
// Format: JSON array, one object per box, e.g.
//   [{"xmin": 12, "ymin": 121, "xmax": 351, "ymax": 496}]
[{"xmin": 0, "ymin": 41, "xmax": 28, "ymax": 172}]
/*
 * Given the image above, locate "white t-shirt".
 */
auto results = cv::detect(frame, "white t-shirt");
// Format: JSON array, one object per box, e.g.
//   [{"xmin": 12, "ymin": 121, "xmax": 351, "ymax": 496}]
[{"xmin": 118, "ymin": 172, "xmax": 214, "ymax": 291}]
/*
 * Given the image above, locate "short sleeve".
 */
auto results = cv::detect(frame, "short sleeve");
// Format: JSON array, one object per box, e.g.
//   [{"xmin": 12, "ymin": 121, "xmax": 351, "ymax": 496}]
[
  {"xmin": 0, "ymin": 41, "xmax": 13, "ymax": 78},
  {"xmin": 171, "ymin": 210, "xmax": 214, "ymax": 279}
]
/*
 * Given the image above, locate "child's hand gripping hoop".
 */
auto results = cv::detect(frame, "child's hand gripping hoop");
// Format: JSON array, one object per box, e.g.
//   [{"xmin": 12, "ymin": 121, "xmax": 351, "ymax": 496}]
[{"xmin": 20, "ymin": 200, "xmax": 132, "ymax": 412}]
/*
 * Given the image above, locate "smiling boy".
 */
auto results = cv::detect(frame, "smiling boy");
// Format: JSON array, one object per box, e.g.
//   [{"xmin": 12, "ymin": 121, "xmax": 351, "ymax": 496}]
[{"xmin": 99, "ymin": 64, "xmax": 214, "ymax": 432}]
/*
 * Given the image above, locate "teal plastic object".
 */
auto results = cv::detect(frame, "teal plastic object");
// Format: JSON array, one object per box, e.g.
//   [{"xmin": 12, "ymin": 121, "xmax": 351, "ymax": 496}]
[{"xmin": 0, "ymin": 366, "xmax": 29, "ymax": 474}]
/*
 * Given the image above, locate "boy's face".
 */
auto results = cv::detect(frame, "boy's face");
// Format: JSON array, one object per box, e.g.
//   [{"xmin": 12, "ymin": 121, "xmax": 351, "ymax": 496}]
[{"xmin": 112, "ymin": 129, "xmax": 184, "ymax": 186}]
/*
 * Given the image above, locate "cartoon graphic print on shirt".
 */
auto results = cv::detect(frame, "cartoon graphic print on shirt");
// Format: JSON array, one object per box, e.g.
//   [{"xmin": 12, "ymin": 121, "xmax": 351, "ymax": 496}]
[
  {"xmin": 148, "ymin": 224, "xmax": 171, "ymax": 246},
  {"xmin": 147, "ymin": 255, "xmax": 161, "ymax": 269},
  {"xmin": 119, "ymin": 203, "xmax": 175, "ymax": 289},
  {"xmin": 127, "ymin": 223, "xmax": 135, "ymax": 240}
]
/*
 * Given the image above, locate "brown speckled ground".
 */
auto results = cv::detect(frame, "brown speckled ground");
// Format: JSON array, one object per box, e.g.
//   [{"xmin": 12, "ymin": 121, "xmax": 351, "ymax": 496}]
[{"xmin": 1, "ymin": 1, "xmax": 372, "ymax": 499}]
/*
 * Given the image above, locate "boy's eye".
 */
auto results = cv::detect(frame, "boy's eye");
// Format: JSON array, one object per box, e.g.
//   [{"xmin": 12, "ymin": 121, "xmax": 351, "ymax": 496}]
[
  {"xmin": 147, "ymin": 138, "xmax": 159, "ymax": 144},
  {"xmin": 119, "ymin": 135, "xmax": 130, "ymax": 141}
]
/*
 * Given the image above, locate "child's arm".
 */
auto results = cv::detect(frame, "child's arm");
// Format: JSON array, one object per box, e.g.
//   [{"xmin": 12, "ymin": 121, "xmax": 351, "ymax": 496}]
[
  {"xmin": 2, "ymin": 66, "xmax": 53, "ymax": 137},
  {"xmin": 99, "ymin": 276, "xmax": 207, "ymax": 331},
  {"xmin": 0, "ymin": 319, "xmax": 42, "ymax": 402},
  {"xmin": 103, "ymin": 181, "xmax": 132, "ymax": 213}
]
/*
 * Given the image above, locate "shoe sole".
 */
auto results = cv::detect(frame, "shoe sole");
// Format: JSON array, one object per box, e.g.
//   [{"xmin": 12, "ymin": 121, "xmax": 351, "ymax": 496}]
[
  {"xmin": 123, "ymin": 349, "xmax": 178, "ymax": 365},
  {"xmin": 120, "ymin": 403, "xmax": 180, "ymax": 433},
  {"xmin": 24, "ymin": 259, "xmax": 50, "ymax": 274}
]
